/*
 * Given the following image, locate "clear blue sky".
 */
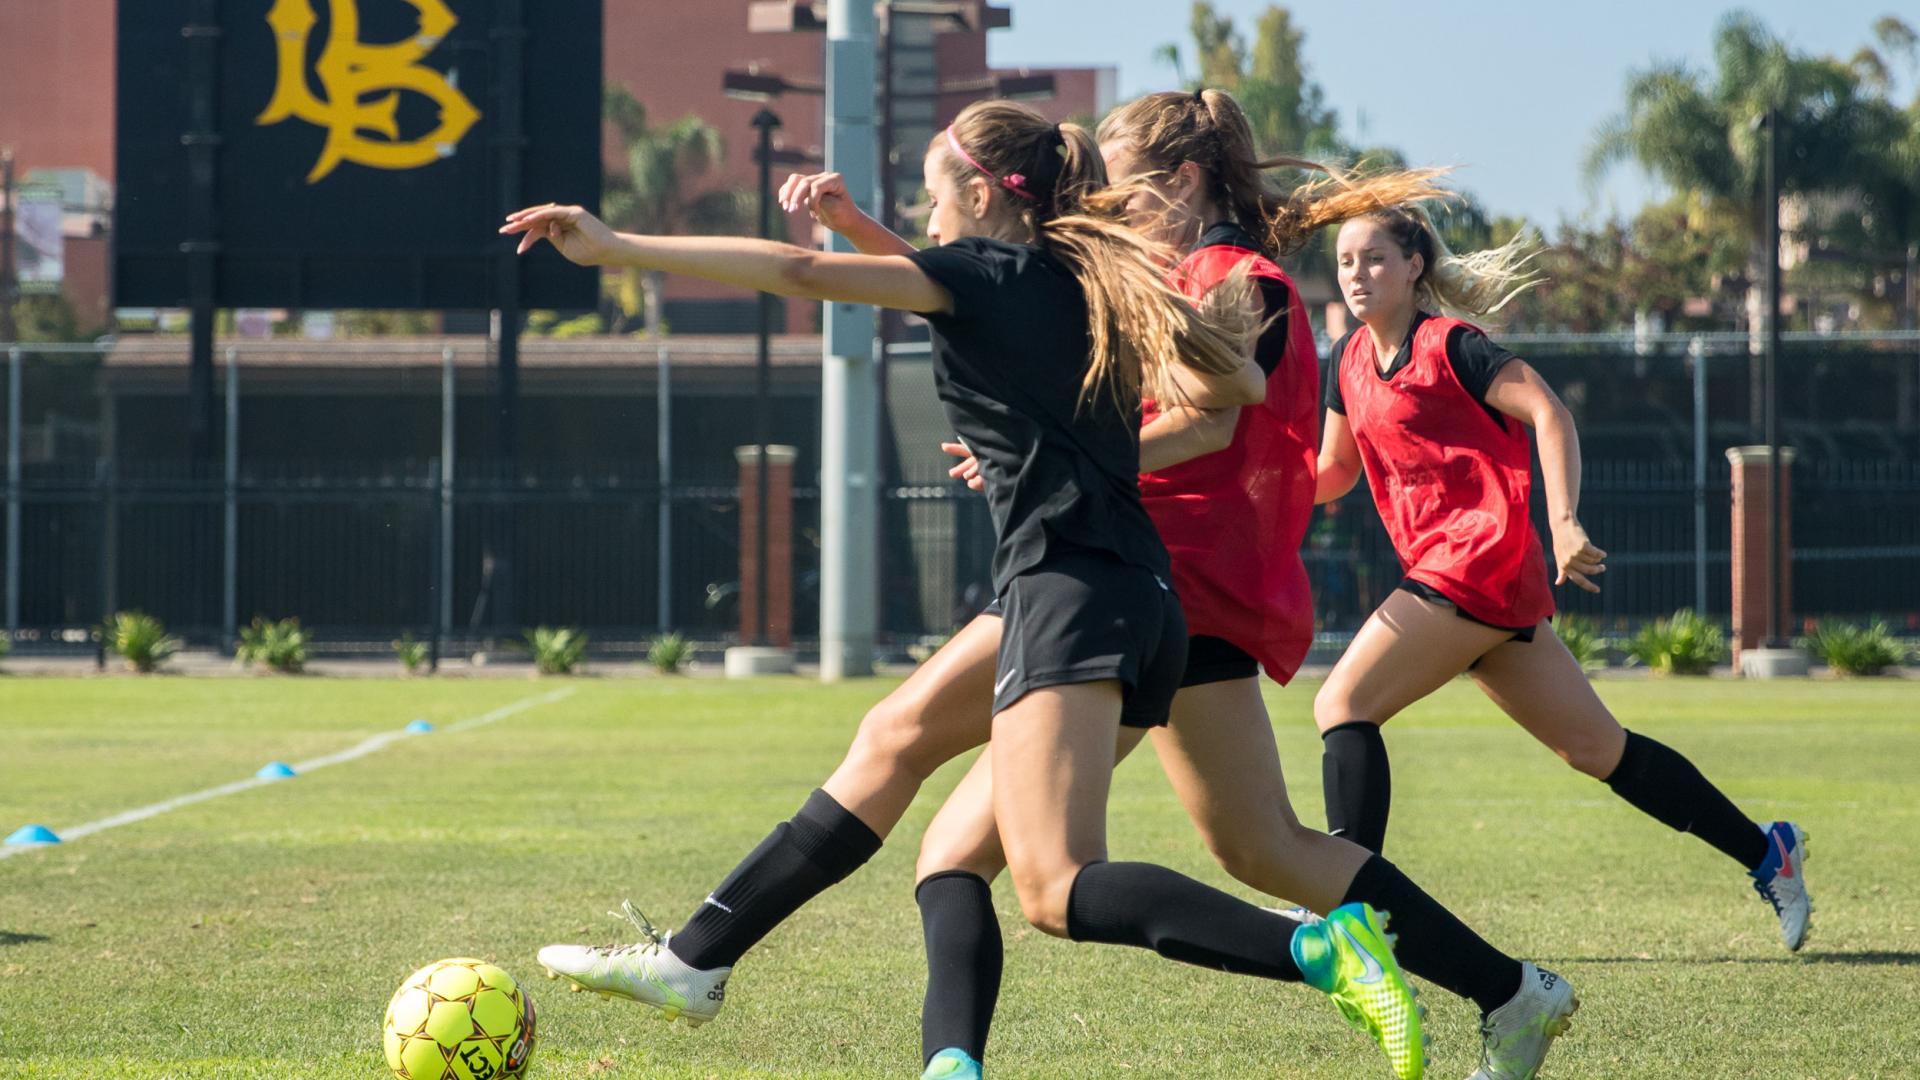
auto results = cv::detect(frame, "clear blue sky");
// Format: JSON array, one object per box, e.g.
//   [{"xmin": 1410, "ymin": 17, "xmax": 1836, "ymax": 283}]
[{"xmin": 990, "ymin": 1, "xmax": 1914, "ymax": 226}]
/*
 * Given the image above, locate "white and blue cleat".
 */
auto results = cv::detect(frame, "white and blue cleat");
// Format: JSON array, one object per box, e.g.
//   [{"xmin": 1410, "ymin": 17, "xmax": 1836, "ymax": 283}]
[{"xmin": 1750, "ymin": 820, "xmax": 1812, "ymax": 951}]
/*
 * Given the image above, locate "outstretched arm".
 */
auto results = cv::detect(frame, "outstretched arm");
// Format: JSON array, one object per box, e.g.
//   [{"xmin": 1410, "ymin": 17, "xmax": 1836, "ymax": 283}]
[{"xmin": 501, "ymin": 204, "xmax": 950, "ymax": 314}]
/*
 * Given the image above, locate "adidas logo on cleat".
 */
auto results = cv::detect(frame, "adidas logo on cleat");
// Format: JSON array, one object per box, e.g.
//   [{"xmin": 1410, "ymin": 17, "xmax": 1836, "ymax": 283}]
[{"xmin": 707, "ymin": 980, "xmax": 727, "ymax": 1003}]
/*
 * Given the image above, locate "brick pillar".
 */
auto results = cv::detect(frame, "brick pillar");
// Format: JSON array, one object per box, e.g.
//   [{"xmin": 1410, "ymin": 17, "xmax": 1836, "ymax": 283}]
[
  {"xmin": 1727, "ymin": 445, "xmax": 1795, "ymax": 669},
  {"xmin": 736, "ymin": 445, "xmax": 797, "ymax": 648}
]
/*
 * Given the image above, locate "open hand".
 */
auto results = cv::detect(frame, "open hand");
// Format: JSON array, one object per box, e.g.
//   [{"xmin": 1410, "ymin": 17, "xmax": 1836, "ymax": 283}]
[{"xmin": 499, "ymin": 204, "xmax": 620, "ymax": 266}]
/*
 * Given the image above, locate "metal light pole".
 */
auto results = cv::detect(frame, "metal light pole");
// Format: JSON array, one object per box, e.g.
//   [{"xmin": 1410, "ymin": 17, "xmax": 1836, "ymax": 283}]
[
  {"xmin": 820, "ymin": 0, "xmax": 878, "ymax": 679},
  {"xmin": 1760, "ymin": 107, "xmax": 1784, "ymax": 647},
  {"xmin": 751, "ymin": 107, "xmax": 782, "ymax": 647},
  {"xmin": 0, "ymin": 148, "xmax": 16, "ymax": 345}
]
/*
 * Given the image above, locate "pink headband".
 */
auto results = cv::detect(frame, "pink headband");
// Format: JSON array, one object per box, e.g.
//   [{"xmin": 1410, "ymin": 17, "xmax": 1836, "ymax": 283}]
[{"xmin": 945, "ymin": 126, "xmax": 1038, "ymax": 202}]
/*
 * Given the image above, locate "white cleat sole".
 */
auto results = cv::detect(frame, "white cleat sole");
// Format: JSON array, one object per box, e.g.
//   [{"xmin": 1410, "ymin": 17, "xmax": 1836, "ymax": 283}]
[{"xmin": 544, "ymin": 966, "xmax": 713, "ymax": 1027}]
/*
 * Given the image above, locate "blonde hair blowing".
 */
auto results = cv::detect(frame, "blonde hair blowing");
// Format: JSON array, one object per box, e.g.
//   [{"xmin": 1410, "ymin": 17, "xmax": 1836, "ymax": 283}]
[
  {"xmin": 1363, "ymin": 204, "xmax": 1543, "ymax": 319},
  {"xmin": 940, "ymin": 100, "xmax": 1258, "ymax": 413},
  {"xmin": 1095, "ymin": 88, "xmax": 1456, "ymax": 258}
]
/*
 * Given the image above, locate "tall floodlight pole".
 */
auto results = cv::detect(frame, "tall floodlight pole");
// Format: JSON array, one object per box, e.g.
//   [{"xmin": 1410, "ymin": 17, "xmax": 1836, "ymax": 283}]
[
  {"xmin": 819, "ymin": 0, "xmax": 878, "ymax": 679},
  {"xmin": 751, "ymin": 107, "xmax": 782, "ymax": 647},
  {"xmin": 1760, "ymin": 107, "xmax": 1784, "ymax": 648}
]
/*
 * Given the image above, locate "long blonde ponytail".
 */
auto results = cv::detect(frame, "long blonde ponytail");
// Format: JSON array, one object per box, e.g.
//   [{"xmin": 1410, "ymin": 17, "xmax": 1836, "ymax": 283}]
[
  {"xmin": 1095, "ymin": 88, "xmax": 1457, "ymax": 259},
  {"xmin": 940, "ymin": 100, "xmax": 1258, "ymax": 414}
]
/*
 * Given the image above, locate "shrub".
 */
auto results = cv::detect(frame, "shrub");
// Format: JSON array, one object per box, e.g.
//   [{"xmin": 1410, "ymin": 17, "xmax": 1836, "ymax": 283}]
[
  {"xmin": 1625, "ymin": 609, "xmax": 1727, "ymax": 676},
  {"xmin": 103, "ymin": 611, "xmax": 179, "ymax": 673},
  {"xmin": 1801, "ymin": 620, "xmax": 1909, "ymax": 677},
  {"xmin": 647, "ymin": 632, "xmax": 690, "ymax": 675},
  {"xmin": 1553, "ymin": 614, "xmax": 1609, "ymax": 672},
  {"xmin": 235, "ymin": 616, "xmax": 309, "ymax": 674},
  {"xmin": 525, "ymin": 626, "xmax": 588, "ymax": 675},
  {"xmin": 393, "ymin": 632, "xmax": 431, "ymax": 675}
]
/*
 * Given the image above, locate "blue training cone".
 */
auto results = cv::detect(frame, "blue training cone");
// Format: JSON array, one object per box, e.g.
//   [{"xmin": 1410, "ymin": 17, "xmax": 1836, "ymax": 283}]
[
  {"xmin": 256, "ymin": 762, "xmax": 297, "ymax": 780},
  {"xmin": 405, "ymin": 719, "xmax": 434, "ymax": 734},
  {"xmin": 5, "ymin": 824, "xmax": 61, "ymax": 846}
]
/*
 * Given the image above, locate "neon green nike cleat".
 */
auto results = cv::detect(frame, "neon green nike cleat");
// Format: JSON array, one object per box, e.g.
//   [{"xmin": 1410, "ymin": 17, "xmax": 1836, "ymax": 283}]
[
  {"xmin": 921, "ymin": 1048, "xmax": 983, "ymax": 1079},
  {"xmin": 1290, "ymin": 902, "xmax": 1429, "ymax": 1080}
]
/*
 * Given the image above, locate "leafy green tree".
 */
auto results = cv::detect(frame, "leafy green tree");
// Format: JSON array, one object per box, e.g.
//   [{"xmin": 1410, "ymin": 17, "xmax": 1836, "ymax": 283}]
[
  {"xmin": 1160, "ymin": 3, "xmax": 1343, "ymax": 158},
  {"xmin": 7, "ymin": 294, "xmax": 80, "ymax": 342},
  {"xmin": 1587, "ymin": 12, "xmax": 1916, "ymax": 336}
]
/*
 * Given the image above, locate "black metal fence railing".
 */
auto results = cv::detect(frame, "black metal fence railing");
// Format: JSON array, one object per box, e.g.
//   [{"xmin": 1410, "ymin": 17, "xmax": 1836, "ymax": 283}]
[
  {"xmin": 5, "ymin": 334, "xmax": 1920, "ymax": 651},
  {"xmin": 10, "ymin": 455, "xmax": 1920, "ymax": 650}
]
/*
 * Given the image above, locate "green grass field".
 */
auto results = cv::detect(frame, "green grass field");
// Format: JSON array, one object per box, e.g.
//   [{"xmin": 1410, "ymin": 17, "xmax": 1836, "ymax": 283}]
[{"xmin": 1, "ymin": 675, "xmax": 1916, "ymax": 1078}]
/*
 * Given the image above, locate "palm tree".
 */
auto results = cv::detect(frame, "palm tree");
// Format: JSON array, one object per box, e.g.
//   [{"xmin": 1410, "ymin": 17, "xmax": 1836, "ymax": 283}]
[
  {"xmin": 601, "ymin": 84, "xmax": 755, "ymax": 336},
  {"xmin": 600, "ymin": 85, "xmax": 757, "ymax": 632},
  {"xmin": 1586, "ymin": 13, "xmax": 1910, "ymax": 340}
]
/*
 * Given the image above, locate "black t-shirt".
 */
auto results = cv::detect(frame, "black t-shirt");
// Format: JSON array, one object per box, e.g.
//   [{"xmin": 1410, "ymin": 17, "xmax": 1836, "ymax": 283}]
[
  {"xmin": 1195, "ymin": 221, "xmax": 1291, "ymax": 379},
  {"xmin": 1323, "ymin": 312, "xmax": 1517, "ymax": 424},
  {"xmin": 908, "ymin": 236, "xmax": 1170, "ymax": 592}
]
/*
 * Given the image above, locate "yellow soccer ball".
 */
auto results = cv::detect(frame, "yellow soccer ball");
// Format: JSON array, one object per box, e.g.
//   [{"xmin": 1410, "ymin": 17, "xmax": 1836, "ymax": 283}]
[{"xmin": 382, "ymin": 958, "xmax": 538, "ymax": 1080}]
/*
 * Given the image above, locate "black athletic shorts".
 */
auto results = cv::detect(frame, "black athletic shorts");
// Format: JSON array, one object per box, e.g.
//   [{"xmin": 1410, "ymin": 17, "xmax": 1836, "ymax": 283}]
[
  {"xmin": 979, "ymin": 601, "xmax": 1255, "ymax": 698},
  {"xmin": 985, "ymin": 551, "xmax": 1187, "ymax": 728},
  {"xmin": 1181, "ymin": 635, "xmax": 1260, "ymax": 688},
  {"xmin": 1395, "ymin": 577, "xmax": 1537, "ymax": 644}
]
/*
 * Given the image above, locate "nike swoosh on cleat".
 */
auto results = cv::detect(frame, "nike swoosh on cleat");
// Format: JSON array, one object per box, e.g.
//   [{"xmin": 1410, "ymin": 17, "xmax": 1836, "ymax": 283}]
[
  {"xmin": 1333, "ymin": 921, "xmax": 1386, "ymax": 985},
  {"xmin": 1775, "ymin": 832, "xmax": 1794, "ymax": 878}
]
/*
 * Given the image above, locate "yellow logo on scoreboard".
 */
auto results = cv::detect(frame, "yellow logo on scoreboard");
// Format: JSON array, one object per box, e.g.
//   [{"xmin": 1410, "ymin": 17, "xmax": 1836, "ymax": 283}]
[{"xmin": 257, "ymin": 0, "xmax": 482, "ymax": 184}]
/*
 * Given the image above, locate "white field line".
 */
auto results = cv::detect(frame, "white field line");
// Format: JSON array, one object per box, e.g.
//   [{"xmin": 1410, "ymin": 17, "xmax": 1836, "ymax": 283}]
[{"xmin": 0, "ymin": 687, "xmax": 576, "ymax": 860}]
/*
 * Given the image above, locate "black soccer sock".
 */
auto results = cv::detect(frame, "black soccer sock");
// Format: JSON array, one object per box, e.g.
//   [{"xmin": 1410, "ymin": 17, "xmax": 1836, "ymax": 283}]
[
  {"xmin": 1065, "ymin": 862, "xmax": 1303, "ymax": 981},
  {"xmin": 1340, "ymin": 854, "xmax": 1522, "ymax": 1017},
  {"xmin": 669, "ymin": 789, "xmax": 883, "ymax": 970},
  {"xmin": 1322, "ymin": 720, "xmax": 1392, "ymax": 854},
  {"xmin": 917, "ymin": 871, "xmax": 1002, "ymax": 1065},
  {"xmin": 1604, "ymin": 731, "xmax": 1768, "ymax": 870}
]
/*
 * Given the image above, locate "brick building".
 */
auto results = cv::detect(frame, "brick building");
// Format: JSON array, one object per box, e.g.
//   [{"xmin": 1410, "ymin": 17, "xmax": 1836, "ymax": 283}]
[{"xmin": 0, "ymin": 0, "xmax": 1113, "ymax": 333}]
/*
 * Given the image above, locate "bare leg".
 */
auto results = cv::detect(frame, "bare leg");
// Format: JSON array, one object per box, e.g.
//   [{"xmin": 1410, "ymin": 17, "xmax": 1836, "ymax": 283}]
[
  {"xmin": 987, "ymin": 683, "xmax": 1120, "ymax": 935},
  {"xmin": 1472, "ymin": 622, "xmax": 1770, "ymax": 871},
  {"xmin": 667, "ymin": 614, "xmax": 1000, "ymax": 972},
  {"xmin": 1313, "ymin": 589, "xmax": 1514, "ymax": 734},
  {"xmin": 1151, "ymin": 677, "xmax": 1366, "ymax": 914},
  {"xmin": 910, "ymin": 726, "xmax": 1143, "ymax": 1071},
  {"xmin": 915, "ymin": 727, "xmax": 1147, "ymax": 884},
  {"xmin": 1468, "ymin": 621, "xmax": 1627, "ymax": 778},
  {"xmin": 820, "ymin": 613, "xmax": 1001, "ymax": 837},
  {"xmin": 1313, "ymin": 590, "xmax": 1513, "ymax": 850}
]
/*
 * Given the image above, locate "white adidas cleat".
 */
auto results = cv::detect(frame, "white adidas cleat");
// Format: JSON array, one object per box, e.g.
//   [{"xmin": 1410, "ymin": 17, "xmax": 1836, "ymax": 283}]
[
  {"xmin": 1467, "ymin": 962, "xmax": 1577, "ymax": 1080},
  {"xmin": 1750, "ymin": 821, "xmax": 1812, "ymax": 951},
  {"xmin": 537, "ymin": 901, "xmax": 730, "ymax": 1027},
  {"xmin": 1270, "ymin": 905, "xmax": 1324, "ymax": 927}
]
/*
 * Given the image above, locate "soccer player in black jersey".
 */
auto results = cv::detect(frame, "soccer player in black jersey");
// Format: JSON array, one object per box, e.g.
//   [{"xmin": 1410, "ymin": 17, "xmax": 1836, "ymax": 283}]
[{"xmin": 502, "ymin": 99, "xmax": 1554, "ymax": 1079}]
